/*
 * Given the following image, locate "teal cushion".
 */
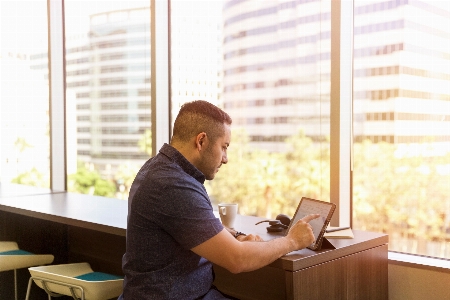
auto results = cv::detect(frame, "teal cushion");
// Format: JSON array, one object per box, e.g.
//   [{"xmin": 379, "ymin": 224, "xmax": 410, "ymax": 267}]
[
  {"xmin": 74, "ymin": 272, "xmax": 122, "ymax": 281},
  {"xmin": 0, "ymin": 249, "xmax": 33, "ymax": 255}
]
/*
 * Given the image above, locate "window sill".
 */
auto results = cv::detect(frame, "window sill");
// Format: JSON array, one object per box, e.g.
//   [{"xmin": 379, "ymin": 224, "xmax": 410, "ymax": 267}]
[{"xmin": 388, "ymin": 251, "xmax": 450, "ymax": 274}]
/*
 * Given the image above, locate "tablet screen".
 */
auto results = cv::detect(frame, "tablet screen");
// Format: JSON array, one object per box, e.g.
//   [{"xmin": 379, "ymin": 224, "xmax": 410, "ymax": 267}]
[{"xmin": 287, "ymin": 197, "xmax": 336, "ymax": 250}]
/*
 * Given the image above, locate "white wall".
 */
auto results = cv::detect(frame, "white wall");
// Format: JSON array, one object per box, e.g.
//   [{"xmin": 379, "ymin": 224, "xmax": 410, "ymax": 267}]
[{"xmin": 389, "ymin": 263, "xmax": 450, "ymax": 300}]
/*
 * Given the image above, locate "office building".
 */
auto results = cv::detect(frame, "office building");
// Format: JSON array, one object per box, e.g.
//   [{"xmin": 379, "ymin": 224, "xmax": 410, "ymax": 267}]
[
  {"xmin": 222, "ymin": 0, "xmax": 450, "ymax": 152},
  {"xmin": 30, "ymin": 4, "xmax": 224, "ymax": 177}
]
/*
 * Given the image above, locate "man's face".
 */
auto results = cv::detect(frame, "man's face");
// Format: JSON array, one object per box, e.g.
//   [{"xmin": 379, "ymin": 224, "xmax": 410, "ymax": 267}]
[{"xmin": 198, "ymin": 124, "xmax": 231, "ymax": 180}]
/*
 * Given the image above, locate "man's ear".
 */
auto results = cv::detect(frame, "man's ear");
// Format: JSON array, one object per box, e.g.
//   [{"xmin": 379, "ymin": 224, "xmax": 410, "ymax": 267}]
[{"xmin": 195, "ymin": 132, "xmax": 207, "ymax": 150}]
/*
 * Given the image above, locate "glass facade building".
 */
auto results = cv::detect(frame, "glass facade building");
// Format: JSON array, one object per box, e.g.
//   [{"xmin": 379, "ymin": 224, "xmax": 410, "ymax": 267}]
[
  {"xmin": 31, "ymin": 7, "xmax": 152, "ymax": 180},
  {"xmin": 222, "ymin": 0, "xmax": 450, "ymax": 150}
]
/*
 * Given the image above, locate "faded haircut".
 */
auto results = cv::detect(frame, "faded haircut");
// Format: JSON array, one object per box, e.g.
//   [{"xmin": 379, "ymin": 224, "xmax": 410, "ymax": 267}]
[{"xmin": 171, "ymin": 100, "xmax": 232, "ymax": 144}]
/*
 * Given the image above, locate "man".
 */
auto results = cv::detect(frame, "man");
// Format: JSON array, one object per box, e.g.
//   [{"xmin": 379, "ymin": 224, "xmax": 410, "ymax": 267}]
[{"xmin": 119, "ymin": 100, "xmax": 319, "ymax": 299}]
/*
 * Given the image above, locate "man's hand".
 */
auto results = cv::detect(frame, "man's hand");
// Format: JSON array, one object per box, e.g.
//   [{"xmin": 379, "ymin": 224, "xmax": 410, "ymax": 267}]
[
  {"xmin": 193, "ymin": 215, "xmax": 319, "ymax": 274},
  {"xmin": 286, "ymin": 214, "xmax": 320, "ymax": 250},
  {"xmin": 236, "ymin": 233, "xmax": 264, "ymax": 242}
]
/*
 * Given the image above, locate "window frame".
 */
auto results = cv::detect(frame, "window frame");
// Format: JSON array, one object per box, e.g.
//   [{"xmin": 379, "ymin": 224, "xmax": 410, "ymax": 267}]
[
  {"xmin": 48, "ymin": 0, "xmax": 67, "ymax": 191},
  {"xmin": 330, "ymin": 0, "xmax": 353, "ymax": 227}
]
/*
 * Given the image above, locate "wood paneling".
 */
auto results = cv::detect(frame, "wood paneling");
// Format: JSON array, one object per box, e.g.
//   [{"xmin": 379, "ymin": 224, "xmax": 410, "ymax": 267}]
[
  {"xmin": 214, "ymin": 244, "xmax": 388, "ymax": 300},
  {"xmin": 291, "ymin": 245, "xmax": 388, "ymax": 300},
  {"xmin": 68, "ymin": 226, "xmax": 125, "ymax": 276},
  {"xmin": 214, "ymin": 264, "xmax": 286, "ymax": 300}
]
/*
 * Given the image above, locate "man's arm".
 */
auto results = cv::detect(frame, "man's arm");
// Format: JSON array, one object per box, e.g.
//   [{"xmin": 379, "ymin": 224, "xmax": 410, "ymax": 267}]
[{"xmin": 191, "ymin": 214, "xmax": 319, "ymax": 274}]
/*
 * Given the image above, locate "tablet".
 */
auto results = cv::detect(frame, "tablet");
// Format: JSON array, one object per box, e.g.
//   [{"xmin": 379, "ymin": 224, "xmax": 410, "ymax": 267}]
[{"xmin": 286, "ymin": 197, "xmax": 336, "ymax": 250}]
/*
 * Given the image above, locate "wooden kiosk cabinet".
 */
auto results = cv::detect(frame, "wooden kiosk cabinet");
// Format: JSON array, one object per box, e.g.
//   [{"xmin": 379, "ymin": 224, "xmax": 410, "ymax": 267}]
[{"xmin": 214, "ymin": 216, "xmax": 388, "ymax": 300}]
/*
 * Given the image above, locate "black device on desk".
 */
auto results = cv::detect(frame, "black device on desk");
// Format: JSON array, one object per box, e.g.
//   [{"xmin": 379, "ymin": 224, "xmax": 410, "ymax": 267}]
[
  {"xmin": 256, "ymin": 197, "xmax": 336, "ymax": 251},
  {"xmin": 255, "ymin": 214, "xmax": 291, "ymax": 232}
]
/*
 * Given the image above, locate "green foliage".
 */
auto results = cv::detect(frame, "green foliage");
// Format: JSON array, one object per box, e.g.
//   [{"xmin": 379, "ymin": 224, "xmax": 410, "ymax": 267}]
[
  {"xmin": 68, "ymin": 163, "xmax": 116, "ymax": 197},
  {"xmin": 11, "ymin": 128, "xmax": 449, "ymax": 246},
  {"xmin": 353, "ymin": 140, "xmax": 450, "ymax": 241},
  {"xmin": 113, "ymin": 163, "xmax": 140, "ymax": 200},
  {"xmin": 138, "ymin": 128, "xmax": 152, "ymax": 156},
  {"xmin": 11, "ymin": 167, "xmax": 49, "ymax": 188},
  {"xmin": 207, "ymin": 130, "xmax": 450, "ymax": 245},
  {"xmin": 284, "ymin": 130, "xmax": 330, "ymax": 214},
  {"xmin": 14, "ymin": 137, "xmax": 33, "ymax": 153},
  {"xmin": 206, "ymin": 129, "xmax": 329, "ymax": 218}
]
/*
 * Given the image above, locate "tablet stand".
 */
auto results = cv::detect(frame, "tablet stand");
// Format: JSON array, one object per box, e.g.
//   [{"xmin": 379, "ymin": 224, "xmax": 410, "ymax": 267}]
[
  {"xmin": 308, "ymin": 237, "xmax": 336, "ymax": 251},
  {"xmin": 318, "ymin": 238, "xmax": 336, "ymax": 250}
]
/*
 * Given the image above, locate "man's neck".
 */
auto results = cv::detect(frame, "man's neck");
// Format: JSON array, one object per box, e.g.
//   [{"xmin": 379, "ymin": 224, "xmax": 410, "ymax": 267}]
[{"xmin": 170, "ymin": 139, "xmax": 199, "ymax": 169}]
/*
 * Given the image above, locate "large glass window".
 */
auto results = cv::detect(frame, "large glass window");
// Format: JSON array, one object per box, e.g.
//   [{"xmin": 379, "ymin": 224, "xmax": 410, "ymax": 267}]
[
  {"xmin": 352, "ymin": 0, "xmax": 450, "ymax": 258},
  {"xmin": 0, "ymin": 0, "xmax": 50, "ymax": 187},
  {"xmin": 63, "ymin": 1, "xmax": 151, "ymax": 199},
  {"xmin": 2, "ymin": 0, "xmax": 449, "ymax": 261},
  {"xmin": 171, "ymin": 0, "xmax": 331, "ymax": 218}
]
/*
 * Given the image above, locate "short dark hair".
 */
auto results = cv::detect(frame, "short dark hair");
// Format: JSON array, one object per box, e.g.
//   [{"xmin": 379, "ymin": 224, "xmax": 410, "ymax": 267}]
[{"xmin": 172, "ymin": 100, "xmax": 232, "ymax": 143}]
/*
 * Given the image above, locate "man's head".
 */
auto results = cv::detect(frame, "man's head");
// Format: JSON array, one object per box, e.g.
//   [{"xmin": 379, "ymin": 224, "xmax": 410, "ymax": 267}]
[
  {"xmin": 171, "ymin": 100, "xmax": 232, "ymax": 180},
  {"xmin": 172, "ymin": 100, "xmax": 232, "ymax": 144}
]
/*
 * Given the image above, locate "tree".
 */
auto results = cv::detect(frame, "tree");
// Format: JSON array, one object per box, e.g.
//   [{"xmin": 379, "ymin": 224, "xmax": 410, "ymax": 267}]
[
  {"xmin": 10, "ymin": 137, "xmax": 50, "ymax": 188},
  {"xmin": 206, "ymin": 128, "xmax": 260, "ymax": 215},
  {"xmin": 14, "ymin": 137, "xmax": 33, "ymax": 153},
  {"xmin": 207, "ymin": 129, "xmax": 329, "ymax": 218},
  {"xmin": 68, "ymin": 163, "xmax": 116, "ymax": 197},
  {"xmin": 138, "ymin": 128, "xmax": 152, "ymax": 156},
  {"xmin": 352, "ymin": 140, "xmax": 450, "ymax": 244},
  {"xmin": 114, "ymin": 163, "xmax": 140, "ymax": 200},
  {"xmin": 11, "ymin": 167, "xmax": 49, "ymax": 188},
  {"xmin": 284, "ymin": 130, "xmax": 330, "ymax": 216}
]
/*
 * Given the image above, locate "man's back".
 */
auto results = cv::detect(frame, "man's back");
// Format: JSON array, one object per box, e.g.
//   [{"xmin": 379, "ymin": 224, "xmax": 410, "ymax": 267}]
[{"xmin": 121, "ymin": 144, "xmax": 223, "ymax": 299}]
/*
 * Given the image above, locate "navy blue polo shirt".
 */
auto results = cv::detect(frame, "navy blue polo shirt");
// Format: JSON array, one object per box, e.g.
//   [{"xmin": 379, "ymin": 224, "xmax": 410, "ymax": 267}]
[{"xmin": 120, "ymin": 143, "xmax": 225, "ymax": 299}]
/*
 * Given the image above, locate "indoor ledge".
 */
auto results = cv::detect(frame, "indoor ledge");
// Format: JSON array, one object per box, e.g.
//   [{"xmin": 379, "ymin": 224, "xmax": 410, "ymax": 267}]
[{"xmin": 388, "ymin": 251, "xmax": 450, "ymax": 273}]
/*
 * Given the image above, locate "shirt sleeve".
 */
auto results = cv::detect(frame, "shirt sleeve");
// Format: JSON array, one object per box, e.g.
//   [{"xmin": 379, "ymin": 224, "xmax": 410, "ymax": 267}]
[{"xmin": 154, "ymin": 178, "xmax": 224, "ymax": 250}]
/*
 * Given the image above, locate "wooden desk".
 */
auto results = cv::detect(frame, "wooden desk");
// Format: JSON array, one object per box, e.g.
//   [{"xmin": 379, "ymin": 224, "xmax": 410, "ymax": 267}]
[
  {"xmin": 0, "ymin": 192, "xmax": 127, "ymax": 273},
  {"xmin": 1, "ymin": 188, "xmax": 387, "ymax": 300},
  {"xmin": 0, "ymin": 190, "xmax": 127, "ymax": 300},
  {"xmin": 213, "ymin": 215, "xmax": 388, "ymax": 300},
  {"xmin": 0, "ymin": 192, "xmax": 127, "ymax": 235}
]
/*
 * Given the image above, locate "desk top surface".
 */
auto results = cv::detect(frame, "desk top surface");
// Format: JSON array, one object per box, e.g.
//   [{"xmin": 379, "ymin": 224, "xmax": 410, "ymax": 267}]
[
  {"xmin": 0, "ymin": 187, "xmax": 127, "ymax": 236},
  {"xmin": 232, "ymin": 214, "xmax": 388, "ymax": 271},
  {"xmin": 0, "ymin": 184, "xmax": 388, "ymax": 270}
]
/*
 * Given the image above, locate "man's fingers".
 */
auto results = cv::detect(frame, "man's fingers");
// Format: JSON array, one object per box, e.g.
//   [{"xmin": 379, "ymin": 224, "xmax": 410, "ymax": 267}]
[{"xmin": 301, "ymin": 214, "xmax": 321, "ymax": 223}]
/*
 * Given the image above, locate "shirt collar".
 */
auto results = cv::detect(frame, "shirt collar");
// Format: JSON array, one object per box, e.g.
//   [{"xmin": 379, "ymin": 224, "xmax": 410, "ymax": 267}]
[{"xmin": 159, "ymin": 143, "xmax": 206, "ymax": 184}]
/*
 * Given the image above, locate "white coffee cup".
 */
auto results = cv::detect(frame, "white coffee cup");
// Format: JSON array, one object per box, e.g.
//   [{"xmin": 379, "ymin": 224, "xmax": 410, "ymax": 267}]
[{"xmin": 218, "ymin": 203, "xmax": 238, "ymax": 229}]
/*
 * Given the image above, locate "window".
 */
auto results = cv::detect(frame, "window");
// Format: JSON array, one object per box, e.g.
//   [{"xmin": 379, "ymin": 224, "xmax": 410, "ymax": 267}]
[
  {"xmin": 3, "ymin": 0, "xmax": 448, "ymax": 261},
  {"xmin": 352, "ymin": 0, "xmax": 450, "ymax": 258},
  {"xmin": 171, "ymin": 0, "xmax": 331, "ymax": 218},
  {"xmin": 64, "ymin": 0, "xmax": 151, "ymax": 199},
  {"xmin": 0, "ymin": 0, "xmax": 50, "ymax": 188}
]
